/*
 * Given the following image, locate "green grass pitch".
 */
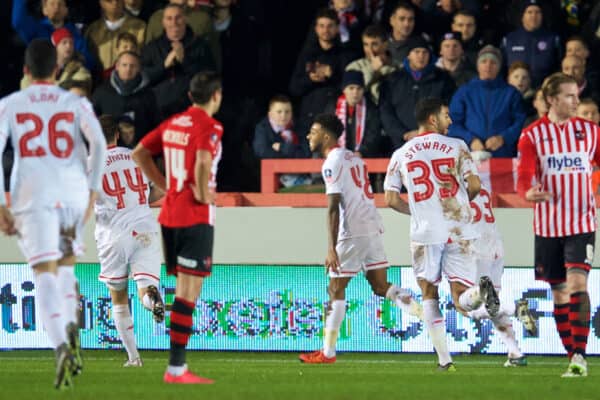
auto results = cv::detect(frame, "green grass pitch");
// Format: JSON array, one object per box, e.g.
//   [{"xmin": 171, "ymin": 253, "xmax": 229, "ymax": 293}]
[{"xmin": 1, "ymin": 351, "xmax": 597, "ymax": 400}]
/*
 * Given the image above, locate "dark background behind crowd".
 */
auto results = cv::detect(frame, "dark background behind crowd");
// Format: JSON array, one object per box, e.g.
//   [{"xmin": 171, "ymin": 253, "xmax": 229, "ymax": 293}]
[{"xmin": 1, "ymin": 0, "xmax": 600, "ymax": 193}]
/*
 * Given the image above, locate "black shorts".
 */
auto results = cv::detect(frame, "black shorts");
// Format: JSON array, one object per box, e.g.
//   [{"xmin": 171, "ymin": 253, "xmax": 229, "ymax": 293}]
[
  {"xmin": 161, "ymin": 224, "xmax": 214, "ymax": 277},
  {"xmin": 534, "ymin": 232, "xmax": 595, "ymax": 284}
]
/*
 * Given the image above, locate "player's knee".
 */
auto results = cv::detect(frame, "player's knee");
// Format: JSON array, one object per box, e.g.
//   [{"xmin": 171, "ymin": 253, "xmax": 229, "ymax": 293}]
[
  {"xmin": 327, "ymin": 283, "xmax": 346, "ymax": 300},
  {"xmin": 105, "ymin": 280, "xmax": 128, "ymax": 292},
  {"xmin": 136, "ymin": 277, "xmax": 159, "ymax": 292},
  {"xmin": 368, "ymin": 281, "xmax": 389, "ymax": 297}
]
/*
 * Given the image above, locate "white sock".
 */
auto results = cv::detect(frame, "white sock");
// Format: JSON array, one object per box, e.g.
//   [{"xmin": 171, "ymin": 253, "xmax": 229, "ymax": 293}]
[
  {"xmin": 57, "ymin": 266, "xmax": 79, "ymax": 325},
  {"xmin": 491, "ymin": 312, "xmax": 522, "ymax": 358},
  {"xmin": 458, "ymin": 286, "xmax": 482, "ymax": 312},
  {"xmin": 423, "ymin": 299, "xmax": 452, "ymax": 366},
  {"xmin": 113, "ymin": 304, "xmax": 140, "ymax": 361},
  {"xmin": 142, "ymin": 293, "xmax": 153, "ymax": 311},
  {"xmin": 385, "ymin": 285, "xmax": 419, "ymax": 317},
  {"xmin": 323, "ymin": 300, "xmax": 346, "ymax": 358},
  {"xmin": 167, "ymin": 363, "xmax": 187, "ymax": 376},
  {"xmin": 35, "ymin": 272, "xmax": 67, "ymax": 348}
]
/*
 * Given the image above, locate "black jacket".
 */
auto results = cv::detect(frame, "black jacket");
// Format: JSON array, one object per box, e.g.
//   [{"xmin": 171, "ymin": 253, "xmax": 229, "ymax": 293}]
[
  {"xmin": 92, "ymin": 71, "xmax": 161, "ymax": 144},
  {"xmin": 252, "ymin": 117, "xmax": 310, "ymax": 159},
  {"xmin": 142, "ymin": 28, "xmax": 215, "ymax": 117},
  {"xmin": 379, "ymin": 62, "xmax": 456, "ymax": 149}
]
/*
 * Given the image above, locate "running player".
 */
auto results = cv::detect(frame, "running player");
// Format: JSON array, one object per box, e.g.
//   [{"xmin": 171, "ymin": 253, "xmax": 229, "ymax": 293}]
[
  {"xmin": 95, "ymin": 114, "xmax": 165, "ymax": 367},
  {"xmin": 0, "ymin": 39, "xmax": 107, "ymax": 388},
  {"xmin": 299, "ymin": 113, "xmax": 422, "ymax": 364},
  {"xmin": 384, "ymin": 98, "xmax": 499, "ymax": 371}
]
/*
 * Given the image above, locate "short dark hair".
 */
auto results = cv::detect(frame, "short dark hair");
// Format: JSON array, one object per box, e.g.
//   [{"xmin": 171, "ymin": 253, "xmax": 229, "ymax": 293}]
[
  {"xmin": 189, "ymin": 71, "xmax": 222, "ymax": 104},
  {"xmin": 98, "ymin": 114, "xmax": 118, "ymax": 143},
  {"xmin": 315, "ymin": 8, "xmax": 339, "ymax": 25},
  {"xmin": 391, "ymin": 1, "xmax": 415, "ymax": 16},
  {"xmin": 415, "ymin": 98, "xmax": 447, "ymax": 126},
  {"xmin": 313, "ymin": 113, "xmax": 344, "ymax": 139},
  {"xmin": 362, "ymin": 24, "xmax": 387, "ymax": 41},
  {"xmin": 454, "ymin": 9, "xmax": 476, "ymax": 21},
  {"xmin": 269, "ymin": 94, "xmax": 291, "ymax": 109},
  {"xmin": 116, "ymin": 31, "xmax": 138, "ymax": 48},
  {"xmin": 565, "ymin": 35, "xmax": 589, "ymax": 49},
  {"xmin": 116, "ymin": 50, "xmax": 140, "ymax": 63},
  {"xmin": 25, "ymin": 39, "xmax": 57, "ymax": 79},
  {"xmin": 579, "ymin": 97, "xmax": 598, "ymax": 107}
]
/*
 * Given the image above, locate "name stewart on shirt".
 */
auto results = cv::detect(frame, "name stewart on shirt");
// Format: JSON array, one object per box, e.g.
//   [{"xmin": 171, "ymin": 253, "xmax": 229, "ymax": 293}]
[
  {"xmin": 164, "ymin": 129, "xmax": 190, "ymax": 146},
  {"xmin": 404, "ymin": 140, "xmax": 453, "ymax": 160}
]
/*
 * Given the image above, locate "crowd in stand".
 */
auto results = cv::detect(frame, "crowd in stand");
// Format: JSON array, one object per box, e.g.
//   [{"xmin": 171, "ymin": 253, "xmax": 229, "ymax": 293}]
[{"xmin": 1, "ymin": 0, "xmax": 600, "ymax": 192}]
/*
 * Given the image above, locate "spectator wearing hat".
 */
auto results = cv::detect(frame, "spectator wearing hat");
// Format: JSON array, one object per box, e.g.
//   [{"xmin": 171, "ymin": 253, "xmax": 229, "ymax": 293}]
[
  {"xmin": 325, "ymin": 70, "xmax": 383, "ymax": 157},
  {"xmin": 345, "ymin": 24, "xmax": 396, "ymax": 105},
  {"xmin": 20, "ymin": 27, "xmax": 92, "ymax": 92},
  {"xmin": 449, "ymin": 45, "xmax": 526, "ymax": 158},
  {"xmin": 12, "ymin": 0, "xmax": 96, "ymax": 70},
  {"xmin": 501, "ymin": 0, "xmax": 561, "ymax": 87},
  {"xmin": 435, "ymin": 31, "xmax": 476, "ymax": 87},
  {"xmin": 451, "ymin": 10, "xmax": 483, "ymax": 67},
  {"xmin": 289, "ymin": 8, "xmax": 356, "ymax": 137},
  {"xmin": 379, "ymin": 36, "xmax": 456, "ymax": 149},
  {"xmin": 92, "ymin": 51, "xmax": 161, "ymax": 146}
]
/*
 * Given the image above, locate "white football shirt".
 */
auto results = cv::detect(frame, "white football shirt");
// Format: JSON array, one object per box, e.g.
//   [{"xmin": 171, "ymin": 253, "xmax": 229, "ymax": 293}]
[
  {"xmin": 94, "ymin": 146, "xmax": 157, "ymax": 236},
  {"xmin": 322, "ymin": 147, "xmax": 383, "ymax": 239},
  {"xmin": 384, "ymin": 132, "xmax": 479, "ymax": 244},
  {"xmin": 470, "ymin": 185, "xmax": 503, "ymax": 259},
  {"xmin": 0, "ymin": 84, "xmax": 106, "ymax": 212}
]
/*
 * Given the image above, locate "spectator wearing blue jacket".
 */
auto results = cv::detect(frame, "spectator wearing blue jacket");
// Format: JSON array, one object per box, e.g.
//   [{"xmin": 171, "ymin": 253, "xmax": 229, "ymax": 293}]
[
  {"xmin": 449, "ymin": 45, "xmax": 526, "ymax": 158},
  {"xmin": 500, "ymin": 0, "xmax": 561, "ymax": 88},
  {"xmin": 12, "ymin": 0, "xmax": 96, "ymax": 70}
]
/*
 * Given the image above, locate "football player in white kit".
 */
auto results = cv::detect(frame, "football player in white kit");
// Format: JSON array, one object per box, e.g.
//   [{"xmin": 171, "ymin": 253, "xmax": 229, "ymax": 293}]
[
  {"xmin": 384, "ymin": 98, "xmax": 499, "ymax": 371},
  {"xmin": 299, "ymin": 114, "xmax": 421, "ymax": 364},
  {"xmin": 95, "ymin": 115, "xmax": 165, "ymax": 367},
  {"xmin": 0, "ymin": 39, "xmax": 107, "ymax": 388}
]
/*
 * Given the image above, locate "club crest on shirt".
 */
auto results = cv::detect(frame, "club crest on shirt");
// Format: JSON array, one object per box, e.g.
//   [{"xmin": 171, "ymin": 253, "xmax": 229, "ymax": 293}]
[
  {"xmin": 575, "ymin": 130, "xmax": 585, "ymax": 140},
  {"xmin": 210, "ymin": 133, "xmax": 219, "ymax": 143},
  {"xmin": 324, "ymin": 168, "xmax": 334, "ymax": 182}
]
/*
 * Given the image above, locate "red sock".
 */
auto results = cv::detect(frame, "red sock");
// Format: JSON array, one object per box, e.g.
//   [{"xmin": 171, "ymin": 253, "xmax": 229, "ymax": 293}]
[
  {"xmin": 569, "ymin": 292, "xmax": 590, "ymax": 357},
  {"xmin": 553, "ymin": 303, "xmax": 573, "ymax": 359},
  {"xmin": 169, "ymin": 297, "xmax": 195, "ymax": 366}
]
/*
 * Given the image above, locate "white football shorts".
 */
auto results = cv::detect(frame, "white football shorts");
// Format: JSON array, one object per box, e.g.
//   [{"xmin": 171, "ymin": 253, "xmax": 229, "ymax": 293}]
[
  {"xmin": 97, "ymin": 228, "xmax": 161, "ymax": 291},
  {"xmin": 15, "ymin": 206, "xmax": 85, "ymax": 266},
  {"xmin": 410, "ymin": 239, "xmax": 478, "ymax": 287},
  {"xmin": 474, "ymin": 236, "xmax": 504, "ymax": 290},
  {"xmin": 329, "ymin": 233, "xmax": 389, "ymax": 278}
]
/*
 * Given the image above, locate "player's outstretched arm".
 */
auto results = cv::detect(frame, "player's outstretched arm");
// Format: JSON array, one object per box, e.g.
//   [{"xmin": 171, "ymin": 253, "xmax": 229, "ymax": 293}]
[
  {"xmin": 384, "ymin": 190, "xmax": 410, "ymax": 215},
  {"xmin": 132, "ymin": 144, "xmax": 167, "ymax": 192},
  {"xmin": 325, "ymin": 194, "xmax": 341, "ymax": 273}
]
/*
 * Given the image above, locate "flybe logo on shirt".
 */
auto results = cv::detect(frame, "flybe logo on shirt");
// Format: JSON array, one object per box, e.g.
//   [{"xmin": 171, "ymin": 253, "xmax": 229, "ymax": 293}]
[{"xmin": 544, "ymin": 153, "xmax": 587, "ymax": 173}]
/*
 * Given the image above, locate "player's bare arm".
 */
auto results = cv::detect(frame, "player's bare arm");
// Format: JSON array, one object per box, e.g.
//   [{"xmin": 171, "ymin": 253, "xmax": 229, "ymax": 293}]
[
  {"xmin": 524, "ymin": 183, "xmax": 553, "ymax": 203},
  {"xmin": 190, "ymin": 149, "xmax": 214, "ymax": 204},
  {"xmin": 83, "ymin": 191, "xmax": 99, "ymax": 225},
  {"xmin": 0, "ymin": 205, "xmax": 16, "ymax": 235},
  {"xmin": 132, "ymin": 144, "xmax": 167, "ymax": 192},
  {"xmin": 384, "ymin": 190, "xmax": 411, "ymax": 215},
  {"xmin": 325, "ymin": 193, "xmax": 341, "ymax": 273},
  {"xmin": 465, "ymin": 174, "xmax": 481, "ymax": 201}
]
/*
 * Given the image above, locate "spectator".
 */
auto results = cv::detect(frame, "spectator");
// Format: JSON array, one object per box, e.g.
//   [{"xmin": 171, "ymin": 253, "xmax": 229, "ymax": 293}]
[
  {"xmin": 345, "ymin": 24, "xmax": 396, "ymax": 105},
  {"xmin": 116, "ymin": 114, "xmax": 137, "ymax": 148},
  {"xmin": 124, "ymin": 0, "xmax": 161, "ymax": 22},
  {"xmin": 253, "ymin": 95, "xmax": 309, "ymax": 159},
  {"xmin": 388, "ymin": 2, "xmax": 422, "ymax": 67},
  {"xmin": 20, "ymin": 27, "xmax": 92, "ymax": 93},
  {"xmin": 582, "ymin": 2, "xmax": 600, "ymax": 68},
  {"xmin": 102, "ymin": 31, "xmax": 141, "ymax": 81},
  {"xmin": 12, "ymin": 0, "xmax": 95, "ymax": 69},
  {"xmin": 85, "ymin": 0, "xmax": 146, "ymax": 77},
  {"xmin": 326, "ymin": 70, "xmax": 382, "ymax": 157},
  {"xmin": 379, "ymin": 36, "xmax": 455, "ymax": 149},
  {"xmin": 62, "ymin": 80, "xmax": 91, "ymax": 98},
  {"xmin": 451, "ymin": 10, "xmax": 483, "ymax": 67},
  {"xmin": 577, "ymin": 98, "xmax": 600, "ymax": 126},
  {"xmin": 435, "ymin": 31, "xmax": 476, "ymax": 87},
  {"xmin": 92, "ymin": 51, "xmax": 161, "ymax": 145},
  {"xmin": 146, "ymin": 0, "xmax": 219, "ymax": 69},
  {"xmin": 524, "ymin": 87, "xmax": 547, "ymax": 127},
  {"xmin": 142, "ymin": 3, "xmax": 215, "ymax": 117},
  {"xmin": 501, "ymin": 0, "xmax": 561, "ymax": 87},
  {"xmin": 422, "ymin": 0, "xmax": 462, "ymax": 40},
  {"xmin": 289, "ymin": 8, "xmax": 356, "ymax": 137},
  {"xmin": 561, "ymin": 55, "xmax": 600, "ymax": 105},
  {"xmin": 330, "ymin": 0, "xmax": 366, "ymax": 56},
  {"xmin": 507, "ymin": 61, "xmax": 534, "ymax": 116},
  {"xmin": 449, "ymin": 45, "xmax": 526, "ymax": 157}
]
